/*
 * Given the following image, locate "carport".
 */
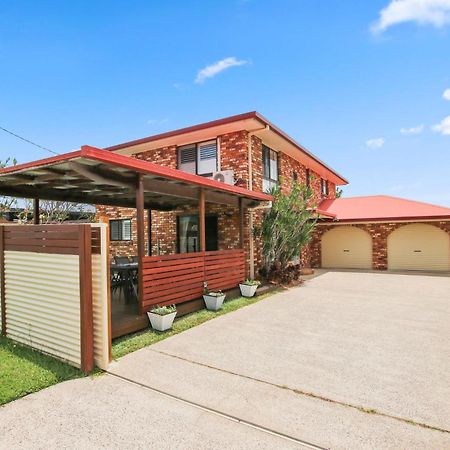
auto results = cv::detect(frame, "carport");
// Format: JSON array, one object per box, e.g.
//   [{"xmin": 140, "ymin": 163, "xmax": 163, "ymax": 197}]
[{"xmin": 0, "ymin": 145, "xmax": 271, "ymax": 370}]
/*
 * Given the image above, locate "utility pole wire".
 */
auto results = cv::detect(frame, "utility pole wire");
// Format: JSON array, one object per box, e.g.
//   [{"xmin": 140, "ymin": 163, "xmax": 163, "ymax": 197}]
[{"xmin": 0, "ymin": 125, "xmax": 59, "ymax": 155}]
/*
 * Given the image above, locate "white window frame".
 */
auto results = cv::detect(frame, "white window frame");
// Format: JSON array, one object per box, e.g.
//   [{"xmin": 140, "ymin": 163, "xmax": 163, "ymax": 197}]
[
  {"xmin": 110, "ymin": 219, "xmax": 132, "ymax": 241},
  {"xmin": 262, "ymin": 145, "xmax": 279, "ymax": 192},
  {"xmin": 321, "ymin": 178, "xmax": 329, "ymax": 196},
  {"xmin": 177, "ymin": 139, "xmax": 218, "ymax": 176}
]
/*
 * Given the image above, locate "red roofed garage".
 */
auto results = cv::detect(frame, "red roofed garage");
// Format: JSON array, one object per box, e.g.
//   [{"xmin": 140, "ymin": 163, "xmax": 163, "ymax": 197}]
[{"xmin": 313, "ymin": 196, "xmax": 450, "ymax": 273}]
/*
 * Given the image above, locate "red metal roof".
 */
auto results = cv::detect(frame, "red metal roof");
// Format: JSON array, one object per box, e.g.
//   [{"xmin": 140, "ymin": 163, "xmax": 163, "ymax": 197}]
[
  {"xmin": 0, "ymin": 146, "xmax": 272, "ymax": 209},
  {"xmin": 104, "ymin": 111, "xmax": 348, "ymax": 185},
  {"xmin": 317, "ymin": 195, "xmax": 450, "ymax": 222}
]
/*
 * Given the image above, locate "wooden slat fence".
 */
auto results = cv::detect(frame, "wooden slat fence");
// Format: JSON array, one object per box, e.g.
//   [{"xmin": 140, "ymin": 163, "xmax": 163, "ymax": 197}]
[
  {"xmin": 0, "ymin": 224, "xmax": 107, "ymax": 373},
  {"xmin": 205, "ymin": 250, "xmax": 246, "ymax": 291},
  {"xmin": 3, "ymin": 225, "xmax": 101, "ymax": 255},
  {"xmin": 141, "ymin": 249, "xmax": 245, "ymax": 310}
]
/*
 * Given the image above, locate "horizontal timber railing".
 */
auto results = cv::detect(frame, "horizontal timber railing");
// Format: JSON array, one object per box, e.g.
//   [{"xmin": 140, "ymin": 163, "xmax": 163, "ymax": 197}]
[{"xmin": 141, "ymin": 249, "xmax": 245, "ymax": 311}]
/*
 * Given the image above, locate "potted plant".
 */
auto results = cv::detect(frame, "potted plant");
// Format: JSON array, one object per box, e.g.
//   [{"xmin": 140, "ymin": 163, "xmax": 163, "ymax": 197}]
[
  {"xmin": 203, "ymin": 287, "xmax": 226, "ymax": 311},
  {"xmin": 239, "ymin": 279, "xmax": 261, "ymax": 298},
  {"xmin": 147, "ymin": 305, "xmax": 177, "ymax": 331}
]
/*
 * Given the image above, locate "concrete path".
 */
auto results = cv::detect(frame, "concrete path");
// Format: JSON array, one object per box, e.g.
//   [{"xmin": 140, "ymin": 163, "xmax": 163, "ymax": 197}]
[
  {"xmin": 0, "ymin": 374, "xmax": 301, "ymax": 450},
  {"xmin": 1, "ymin": 271, "xmax": 449, "ymax": 449}
]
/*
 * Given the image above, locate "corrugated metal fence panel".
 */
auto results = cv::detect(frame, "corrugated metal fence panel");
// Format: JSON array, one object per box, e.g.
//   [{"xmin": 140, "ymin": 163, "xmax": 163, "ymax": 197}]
[
  {"xmin": 4, "ymin": 251, "xmax": 81, "ymax": 366},
  {"xmin": 91, "ymin": 224, "xmax": 110, "ymax": 369}
]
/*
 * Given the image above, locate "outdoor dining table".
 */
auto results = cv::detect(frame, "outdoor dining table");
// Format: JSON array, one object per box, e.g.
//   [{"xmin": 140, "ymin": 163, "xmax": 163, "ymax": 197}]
[{"xmin": 110, "ymin": 262, "xmax": 139, "ymax": 300}]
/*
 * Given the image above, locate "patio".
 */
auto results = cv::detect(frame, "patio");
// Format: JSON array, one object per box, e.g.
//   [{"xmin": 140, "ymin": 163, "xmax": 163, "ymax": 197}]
[{"xmin": 0, "ymin": 145, "xmax": 271, "ymax": 369}]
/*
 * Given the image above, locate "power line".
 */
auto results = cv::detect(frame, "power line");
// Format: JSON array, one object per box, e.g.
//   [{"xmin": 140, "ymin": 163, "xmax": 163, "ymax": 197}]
[{"xmin": 0, "ymin": 125, "xmax": 59, "ymax": 156}]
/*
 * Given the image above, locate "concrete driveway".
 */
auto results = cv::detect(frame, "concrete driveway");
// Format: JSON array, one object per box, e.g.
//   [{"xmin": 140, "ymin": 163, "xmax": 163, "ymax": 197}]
[{"xmin": 1, "ymin": 271, "xmax": 449, "ymax": 449}]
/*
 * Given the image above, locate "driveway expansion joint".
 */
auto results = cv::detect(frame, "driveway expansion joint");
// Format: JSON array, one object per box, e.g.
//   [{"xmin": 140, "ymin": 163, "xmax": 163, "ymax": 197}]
[
  {"xmin": 106, "ymin": 370, "xmax": 327, "ymax": 450},
  {"xmin": 148, "ymin": 348, "xmax": 450, "ymax": 435}
]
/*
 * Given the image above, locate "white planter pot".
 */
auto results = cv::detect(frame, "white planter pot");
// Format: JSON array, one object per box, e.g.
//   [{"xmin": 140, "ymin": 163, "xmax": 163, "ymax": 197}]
[
  {"xmin": 239, "ymin": 283, "xmax": 258, "ymax": 298},
  {"xmin": 147, "ymin": 311, "xmax": 177, "ymax": 331},
  {"xmin": 203, "ymin": 294, "xmax": 226, "ymax": 311}
]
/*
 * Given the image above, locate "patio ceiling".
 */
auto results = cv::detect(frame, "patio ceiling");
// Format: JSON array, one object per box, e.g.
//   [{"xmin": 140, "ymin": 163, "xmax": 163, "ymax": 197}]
[{"xmin": 0, "ymin": 146, "xmax": 272, "ymax": 210}]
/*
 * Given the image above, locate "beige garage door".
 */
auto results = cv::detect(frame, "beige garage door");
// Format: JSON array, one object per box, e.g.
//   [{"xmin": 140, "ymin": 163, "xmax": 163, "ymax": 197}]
[
  {"xmin": 388, "ymin": 224, "xmax": 450, "ymax": 272},
  {"xmin": 321, "ymin": 226, "xmax": 372, "ymax": 269}
]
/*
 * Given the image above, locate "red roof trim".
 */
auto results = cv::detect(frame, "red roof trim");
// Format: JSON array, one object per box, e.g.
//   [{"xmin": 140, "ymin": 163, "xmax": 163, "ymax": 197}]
[
  {"xmin": 315, "ymin": 209, "xmax": 337, "ymax": 218},
  {"xmin": 321, "ymin": 215, "xmax": 450, "ymax": 223},
  {"xmin": 105, "ymin": 112, "xmax": 261, "ymax": 152},
  {"xmin": 82, "ymin": 146, "xmax": 271, "ymax": 201},
  {"xmin": 252, "ymin": 112, "xmax": 348, "ymax": 185},
  {"xmin": 0, "ymin": 146, "xmax": 272, "ymax": 202},
  {"xmin": 104, "ymin": 111, "xmax": 348, "ymax": 185},
  {"xmin": 317, "ymin": 195, "xmax": 450, "ymax": 222},
  {"xmin": 0, "ymin": 150, "xmax": 83, "ymax": 174}
]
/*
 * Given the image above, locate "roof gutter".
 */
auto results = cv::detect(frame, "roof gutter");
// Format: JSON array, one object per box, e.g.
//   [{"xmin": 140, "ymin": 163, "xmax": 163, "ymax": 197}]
[{"xmin": 104, "ymin": 111, "xmax": 348, "ymax": 186}]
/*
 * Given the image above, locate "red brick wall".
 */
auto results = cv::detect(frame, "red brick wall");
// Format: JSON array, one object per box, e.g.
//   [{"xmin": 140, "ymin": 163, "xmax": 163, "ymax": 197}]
[
  {"xmin": 134, "ymin": 145, "xmax": 177, "ymax": 168},
  {"xmin": 96, "ymin": 206, "xmax": 145, "ymax": 257},
  {"xmin": 250, "ymin": 135, "xmax": 263, "ymax": 192},
  {"xmin": 278, "ymin": 152, "xmax": 336, "ymax": 204},
  {"xmin": 310, "ymin": 221, "xmax": 450, "ymax": 270},
  {"xmin": 220, "ymin": 131, "xmax": 249, "ymax": 187},
  {"xmin": 96, "ymin": 130, "xmax": 340, "ymax": 276},
  {"xmin": 96, "ymin": 204, "xmax": 245, "ymax": 257}
]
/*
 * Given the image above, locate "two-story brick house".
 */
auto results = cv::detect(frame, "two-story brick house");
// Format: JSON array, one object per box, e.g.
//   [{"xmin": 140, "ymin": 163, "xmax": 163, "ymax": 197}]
[
  {"xmin": 96, "ymin": 112, "xmax": 348, "ymax": 277},
  {"xmin": 97, "ymin": 111, "xmax": 450, "ymax": 275}
]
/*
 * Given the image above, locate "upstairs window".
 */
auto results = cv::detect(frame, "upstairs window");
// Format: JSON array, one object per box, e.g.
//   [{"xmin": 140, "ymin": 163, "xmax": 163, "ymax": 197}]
[
  {"xmin": 305, "ymin": 169, "xmax": 311, "ymax": 188},
  {"xmin": 321, "ymin": 178, "xmax": 329, "ymax": 196},
  {"xmin": 178, "ymin": 144, "xmax": 196, "ymax": 174},
  {"xmin": 178, "ymin": 140, "xmax": 218, "ymax": 176},
  {"xmin": 110, "ymin": 219, "xmax": 132, "ymax": 241},
  {"xmin": 262, "ymin": 145, "xmax": 278, "ymax": 192}
]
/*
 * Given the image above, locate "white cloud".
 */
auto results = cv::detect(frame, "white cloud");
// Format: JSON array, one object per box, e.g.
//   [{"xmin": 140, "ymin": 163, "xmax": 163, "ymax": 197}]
[
  {"xmin": 431, "ymin": 115, "xmax": 450, "ymax": 134},
  {"xmin": 400, "ymin": 124, "xmax": 424, "ymax": 135},
  {"xmin": 443, "ymin": 88, "xmax": 450, "ymax": 100},
  {"xmin": 147, "ymin": 118, "xmax": 168, "ymax": 126},
  {"xmin": 372, "ymin": 0, "xmax": 450, "ymax": 33},
  {"xmin": 366, "ymin": 137, "xmax": 385, "ymax": 149},
  {"xmin": 195, "ymin": 57, "xmax": 248, "ymax": 84}
]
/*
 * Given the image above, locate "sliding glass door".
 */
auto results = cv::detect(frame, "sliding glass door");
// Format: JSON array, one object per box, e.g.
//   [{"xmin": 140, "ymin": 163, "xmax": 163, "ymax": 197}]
[{"xmin": 177, "ymin": 215, "xmax": 218, "ymax": 253}]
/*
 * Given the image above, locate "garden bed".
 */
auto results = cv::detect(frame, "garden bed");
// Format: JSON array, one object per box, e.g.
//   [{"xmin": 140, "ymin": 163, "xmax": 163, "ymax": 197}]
[{"xmin": 112, "ymin": 289, "xmax": 281, "ymax": 360}]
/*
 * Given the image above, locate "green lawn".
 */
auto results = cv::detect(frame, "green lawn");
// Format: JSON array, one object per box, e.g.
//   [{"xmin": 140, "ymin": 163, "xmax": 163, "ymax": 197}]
[
  {"xmin": 0, "ymin": 336, "xmax": 82, "ymax": 406},
  {"xmin": 0, "ymin": 290, "xmax": 278, "ymax": 406},
  {"xmin": 112, "ymin": 290, "xmax": 280, "ymax": 359}
]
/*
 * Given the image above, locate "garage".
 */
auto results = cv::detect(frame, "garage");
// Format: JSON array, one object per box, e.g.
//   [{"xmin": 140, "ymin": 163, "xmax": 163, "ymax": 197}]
[
  {"xmin": 387, "ymin": 223, "xmax": 450, "ymax": 272},
  {"xmin": 321, "ymin": 226, "xmax": 372, "ymax": 269}
]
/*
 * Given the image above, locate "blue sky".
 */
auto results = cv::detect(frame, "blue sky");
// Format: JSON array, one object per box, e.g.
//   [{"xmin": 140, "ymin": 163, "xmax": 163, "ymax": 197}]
[{"xmin": 1, "ymin": 1, "xmax": 449, "ymax": 205}]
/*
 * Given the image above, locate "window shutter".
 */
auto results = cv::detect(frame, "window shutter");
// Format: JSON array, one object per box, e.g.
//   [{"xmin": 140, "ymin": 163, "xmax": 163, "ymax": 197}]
[
  {"xmin": 262, "ymin": 146, "xmax": 270, "ymax": 178},
  {"xmin": 197, "ymin": 140, "xmax": 217, "ymax": 175},
  {"xmin": 178, "ymin": 145, "xmax": 196, "ymax": 174},
  {"xmin": 122, "ymin": 220, "xmax": 132, "ymax": 240},
  {"xmin": 270, "ymin": 150, "xmax": 278, "ymax": 181},
  {"xmin": 110, "ymin": 220, "xmax": 120, "ymax": 241}
]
